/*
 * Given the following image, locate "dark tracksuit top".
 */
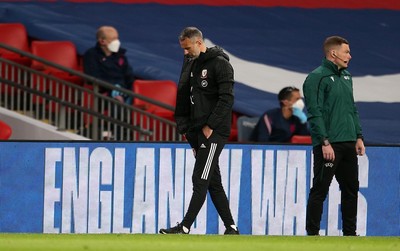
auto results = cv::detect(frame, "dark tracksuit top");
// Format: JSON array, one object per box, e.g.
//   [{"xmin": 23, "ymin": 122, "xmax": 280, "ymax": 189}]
[{"xmin": 174, "ymin": 46, "xmax": 234, "ymax": 139}]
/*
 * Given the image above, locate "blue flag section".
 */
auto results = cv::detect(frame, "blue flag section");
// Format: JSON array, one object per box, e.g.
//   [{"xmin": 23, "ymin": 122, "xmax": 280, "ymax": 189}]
[{"xmin": 0, "ymin": 142, "xmax": 399, "ymax": 236}]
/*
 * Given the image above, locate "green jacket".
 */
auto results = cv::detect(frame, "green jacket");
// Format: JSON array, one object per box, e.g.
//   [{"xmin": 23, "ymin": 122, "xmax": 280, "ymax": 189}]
[{"xmin": 303, "ymin": 58, "xmax": 363, "ymax": 146}]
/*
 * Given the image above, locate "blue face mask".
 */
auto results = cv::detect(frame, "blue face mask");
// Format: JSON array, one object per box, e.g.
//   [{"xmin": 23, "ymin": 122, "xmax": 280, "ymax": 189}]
[{"xmin": 292, "ymin": 107, "xmax": 307, "ymax": 124}]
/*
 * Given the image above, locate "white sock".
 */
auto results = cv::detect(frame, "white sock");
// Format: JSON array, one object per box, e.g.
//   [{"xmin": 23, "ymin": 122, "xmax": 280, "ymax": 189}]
[
  {"xmin": 230, "ymin": 225, "xmax": 237, "ymax": 231},
  {"xmin": 182, "ymin": 226, "xmax": 189, "ymax": 233}
]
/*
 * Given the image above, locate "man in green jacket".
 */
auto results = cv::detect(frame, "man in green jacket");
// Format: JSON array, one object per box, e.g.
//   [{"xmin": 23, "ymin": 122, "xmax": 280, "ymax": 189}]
[{"xmin": 303, "ymin": 36, "xmax": 365, "ymax": 236}]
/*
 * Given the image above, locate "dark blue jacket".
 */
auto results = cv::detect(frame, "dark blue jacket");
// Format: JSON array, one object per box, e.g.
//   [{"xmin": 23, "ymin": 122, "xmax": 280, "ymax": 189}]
[
  {"xmin": 83, "ymin": 42, "xmax": 134, "ymax": 93},
  {"xmin": 251, "ymin": 108, "xmax": 309, "ymax": 142}
]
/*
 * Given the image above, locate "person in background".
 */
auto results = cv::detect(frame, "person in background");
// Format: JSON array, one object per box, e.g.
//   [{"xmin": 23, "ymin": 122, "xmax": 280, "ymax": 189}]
[
  {"xmin": 83, "ymin": 25, "xmax": 134, "ymax": 104},
  {"xmin": 303, "ymin": 35, "xmax": 365, "ymax": 236},
  {"xmin": 251, "ymin": 86, "xmax": 309, "ymax": 142},
  {"xmin": 159, "ymin": 27, "xmax": 239, "ymax": 235}
]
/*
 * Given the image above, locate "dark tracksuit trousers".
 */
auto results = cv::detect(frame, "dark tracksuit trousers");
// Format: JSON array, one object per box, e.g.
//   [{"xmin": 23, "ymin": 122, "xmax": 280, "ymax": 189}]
[
  {"xmin": 306, "ymin": 142, "xmax": 359, "ymax": 236},
  {"xmin": 181, "ymin": 130, "xmax": 235, "ymax": 230}
]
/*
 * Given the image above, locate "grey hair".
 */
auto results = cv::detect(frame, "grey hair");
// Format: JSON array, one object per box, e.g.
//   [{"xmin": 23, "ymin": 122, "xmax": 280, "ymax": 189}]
[{"xmin": 179, "ymin": 27, "xmax": 203, "ymax": 41}]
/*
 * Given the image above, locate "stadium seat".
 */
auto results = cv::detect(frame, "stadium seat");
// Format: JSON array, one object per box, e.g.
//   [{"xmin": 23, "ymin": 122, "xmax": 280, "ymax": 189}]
[
  {"xmin": 132, "ymin": 79, "xmax": 177, "ymax": 140},
  {"xmin": 0, "ymin": 23, "xmax": 30, "ymax": 61},
  {"xmin": 133, "ymin": 79, "xmax": 177, "ymax": 116},
  {"xmin": 228, "ymin": 111, "xmax": 239, "ymax": 142},
  {"xmin": 30, "ymin": 40, "xmax": 81, "ymax": 72},
  {"xmin": 237, "ymin": 116, "xmax": 259, "ymax": 142},
  {"xmin": 30, "ymin": 40, "xmax": 83, "ymax": 108},
  {"xmin": 0, "ymin": 120, "xmax": 12, "ymax": 140},
  {"xmin": 0, "ymin": 23, "xmax": 31, "ymax": 94},
  {"xmin": 290, "ymin": 135, "xmax": 312, "ymax": 144}
]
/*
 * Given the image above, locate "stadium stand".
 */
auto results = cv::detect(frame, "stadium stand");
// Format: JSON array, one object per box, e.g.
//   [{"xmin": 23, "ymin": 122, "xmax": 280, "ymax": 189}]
[
  {"xmin": 0, "ymin": 1, "xmax": 399, "ymax": 144},
  {"xmin": 0, "ymin": 33, "xmax": 181, "ymax": 141}
]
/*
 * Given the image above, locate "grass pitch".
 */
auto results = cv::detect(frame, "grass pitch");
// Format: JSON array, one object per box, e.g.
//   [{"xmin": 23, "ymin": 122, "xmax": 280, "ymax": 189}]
[{"xmin": 0, "ymin": 234, "xmax": 399, "ymax": 251}]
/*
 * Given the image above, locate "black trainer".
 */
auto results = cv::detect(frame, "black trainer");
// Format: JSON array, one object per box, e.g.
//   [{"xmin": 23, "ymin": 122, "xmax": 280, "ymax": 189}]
[
  {"xmin": 224, "ymin": 226, "xmax": 240, "ymax": 235},
  {"xmin": 159, "ymin": 223, "xmax": 189, "ymax": 234}
]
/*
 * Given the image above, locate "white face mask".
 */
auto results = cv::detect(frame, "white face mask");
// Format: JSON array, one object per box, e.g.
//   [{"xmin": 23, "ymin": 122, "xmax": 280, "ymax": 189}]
[
  {"xmin": 107, "ymin": 39, "xmax": 121, "ymax": 53},
  {"xmin": 292, "ymin": 98, "xmax": 305, "ymax": 110}
]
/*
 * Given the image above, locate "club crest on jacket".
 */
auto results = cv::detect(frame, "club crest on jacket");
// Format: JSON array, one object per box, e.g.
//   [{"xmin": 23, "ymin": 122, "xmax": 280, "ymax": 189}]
[{"xmin": 201, "ymin": 69, "xmax": 208, "ymax": 79}]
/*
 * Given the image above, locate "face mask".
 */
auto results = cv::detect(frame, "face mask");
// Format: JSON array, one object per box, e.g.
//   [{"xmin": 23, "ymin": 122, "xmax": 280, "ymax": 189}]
[
  {"xmin": 107, "ymin": 39, "xmax": 121, "ymax": 53},
  {"xmin": 292, "ymin": 98, "xmax": 305, "ymax": 110}
]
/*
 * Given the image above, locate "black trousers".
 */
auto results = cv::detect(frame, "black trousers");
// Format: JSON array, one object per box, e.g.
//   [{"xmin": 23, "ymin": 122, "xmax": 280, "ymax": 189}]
[
  {"xmin": 181, "ymin": 130, "xmax": 235, "ymax": 229},
  {"xmin": 306, "ymin": 142, "xmax": 359, "ymax": 236}
]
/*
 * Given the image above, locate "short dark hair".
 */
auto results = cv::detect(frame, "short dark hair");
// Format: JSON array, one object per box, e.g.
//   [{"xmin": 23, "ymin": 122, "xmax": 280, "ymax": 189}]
[
  {"xmin": 179, "ymin": 27, "xmax": 203, "ymax": 41},
  {"xmin": 278, "ymin": 86, "xmax": 299, "ymax": 105},
  {"xmin": 323, "ymin": 36, "xmax": 349, "ymax": 55}
]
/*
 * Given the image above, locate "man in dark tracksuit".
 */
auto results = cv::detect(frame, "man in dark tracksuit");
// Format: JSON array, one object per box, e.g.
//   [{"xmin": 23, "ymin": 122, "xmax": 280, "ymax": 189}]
[
  {"xmin": 159, "ymin": 27, "xmax": 238, "ymax": 235},
  {"xmin": 303, "ymin": 36, "xmax": 365, "ymax": 236}
]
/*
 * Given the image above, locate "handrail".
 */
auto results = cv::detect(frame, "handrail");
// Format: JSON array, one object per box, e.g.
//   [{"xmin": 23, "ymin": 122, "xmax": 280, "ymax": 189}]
[
  {"xmin": 0, "ymin": 42, "xmax": 175, "ymax": 111},
  {"xmin": 0, "ymin": 57, "xmax": 176, "ymax": 126},
  {"xmin": 0, "ymin": 42, "xmax": 182, "ymax": 141},
  {"xmin": 0, "ymin": 76, "xmax": 153, "ymax": 136}
]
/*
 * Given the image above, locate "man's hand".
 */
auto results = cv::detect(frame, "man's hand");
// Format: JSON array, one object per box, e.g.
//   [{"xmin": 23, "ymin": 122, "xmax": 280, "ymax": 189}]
[
  {"xmin": 202, "ymin": 125, "xmax": 213, "ymax": 139},
  {"xmin": 322, "ymin": 144, "xmax": 335, "ymax": 161},
  {"xmin": 114, "ymin": 95, "xmax": 124, "ymax": 103},
  {"xmin": 356, "ymin": 138, "xmax": 365, "ymax": 156}
]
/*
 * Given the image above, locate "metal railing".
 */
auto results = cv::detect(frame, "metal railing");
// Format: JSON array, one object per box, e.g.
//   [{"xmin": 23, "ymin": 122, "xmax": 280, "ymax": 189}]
[{"xmin": 0, "ymin": 42, "xmax": 183, "ymax": 141}]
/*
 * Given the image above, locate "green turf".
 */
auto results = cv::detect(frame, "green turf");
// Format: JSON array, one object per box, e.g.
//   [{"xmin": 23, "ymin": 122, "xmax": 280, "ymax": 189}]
[{"xmin": 0, "ymin": 234, "xmax": 399, "ymax": 251}]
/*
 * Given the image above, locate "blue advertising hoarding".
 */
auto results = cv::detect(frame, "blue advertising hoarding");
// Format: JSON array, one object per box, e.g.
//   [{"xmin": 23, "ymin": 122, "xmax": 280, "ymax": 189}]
[{"xmin": 0, "ymin": 142, "xmax": 399, "ymax": 235}]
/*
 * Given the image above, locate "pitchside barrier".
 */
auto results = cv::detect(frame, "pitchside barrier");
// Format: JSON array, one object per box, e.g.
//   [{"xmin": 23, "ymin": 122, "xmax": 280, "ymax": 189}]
[{"xmin": 0, "ymin": 141, "xmax": 399, "ymax": 236}]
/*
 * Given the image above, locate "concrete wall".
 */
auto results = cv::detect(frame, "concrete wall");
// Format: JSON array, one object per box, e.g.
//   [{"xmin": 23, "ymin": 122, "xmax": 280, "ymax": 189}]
[{"xmin": 0, "ymin": 107, "xmax": 89, "ymax": 140}]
